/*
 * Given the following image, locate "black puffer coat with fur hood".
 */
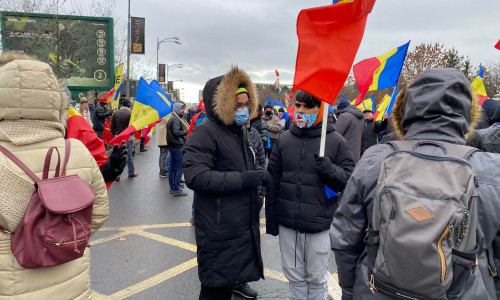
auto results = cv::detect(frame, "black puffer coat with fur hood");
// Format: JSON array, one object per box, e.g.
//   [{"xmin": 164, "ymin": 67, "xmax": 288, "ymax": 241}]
[{"xmin": 183, "ymin": 67, "xmax": 264, "ymax": 287}]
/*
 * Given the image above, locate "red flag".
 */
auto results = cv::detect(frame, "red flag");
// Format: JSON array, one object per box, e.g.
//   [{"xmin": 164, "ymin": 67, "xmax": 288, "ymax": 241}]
[
  {"xmin": 98, "ymin": 88, "xmax": 116, "ymax": 102},
  {"xmin": 495, "ymin": 39, "xmax": 500, "ymax": 50},
  {"xmin": 292, "ymin": 0, "xmax": 376, "ymax": 105},
  {"xmin": 198, "ymin": 99, "xmax": 205, "ymax": 111},
  {"xmin": 275, "ymin": 69, "xmax": 280, "ymax": 77},
  {"xmin": 108, "ymin": 125, "xmax": 136, "ymax": 146}
]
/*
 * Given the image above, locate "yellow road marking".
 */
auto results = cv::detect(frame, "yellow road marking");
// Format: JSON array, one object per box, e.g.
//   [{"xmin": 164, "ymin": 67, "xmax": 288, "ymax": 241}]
[
  {"xmin": 109, "ymin": 258, "xmax": 198, "ymax": 299},
  {"xmin": 90, "ymin": 290, "xmax": 110, "ymax": 299},
  {"xmin": 98, "ymin": 222, "xmax": 192, "ymax": 231},
  {"xmin": 91, "ymin": 222, "xmax": 343, "ymax": 299},
  {"xmin": 134, "ymin": 231, "xmax": 197, "ymax": 253},
  {"xmin": 264, "ymin": 268, "xmax": 288, "ymax": 282},
  {"xmin": 91, "ymin": 232, "xmax": 126, "ymax": 246}
]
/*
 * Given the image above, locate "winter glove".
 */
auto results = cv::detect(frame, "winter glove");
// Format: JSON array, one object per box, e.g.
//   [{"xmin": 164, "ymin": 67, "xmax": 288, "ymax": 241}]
[
  {"xmin": 259, "ymin": 169, "xmax": 270, "ymax": 187},
  {"xmin": 314, "ymin": 153, "xmax": 335, "ymax": 177},
  {"xmin": 240, "ymin": 171, "xmax": 261, "ymax": 189},
  {"xmin": 100, "ymin": 141, "xmax": 127, "ymax": 182}
]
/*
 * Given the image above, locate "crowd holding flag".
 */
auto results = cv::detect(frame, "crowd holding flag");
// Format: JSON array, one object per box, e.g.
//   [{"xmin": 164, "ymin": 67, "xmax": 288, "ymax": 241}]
[
  {"xmin": 109, "ymin": 78, "xmax": 174, "ymax": 145},
  {"xmin": 353, "ymin": 41, "xmax": 409, "ymax": 105},
  {"xmin": 265, "ymin": 98, "xmax": 287, "ymax": 112},
  {"xmin": 470, "ymin": 64, "xmax": 489, "ymax": 106},
  {"xmin": 273, "ymin": 78, "xmax": 280, "ymax": 87}
]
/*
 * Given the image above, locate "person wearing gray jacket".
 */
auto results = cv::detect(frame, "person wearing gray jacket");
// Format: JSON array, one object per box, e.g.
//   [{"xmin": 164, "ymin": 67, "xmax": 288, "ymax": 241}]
[
  {"xmin": 330, "ymin": 68, "xmax": 500, "ymax": 300},
  {"xmin": 335, "ymin": 98, "xmax": 364, "ymax": 162}
]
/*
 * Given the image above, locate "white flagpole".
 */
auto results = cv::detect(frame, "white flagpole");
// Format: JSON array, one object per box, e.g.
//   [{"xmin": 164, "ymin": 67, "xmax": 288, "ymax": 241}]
[{"xmin": 319, "ymin": 101, "xmax": 329, "ymax": 157}]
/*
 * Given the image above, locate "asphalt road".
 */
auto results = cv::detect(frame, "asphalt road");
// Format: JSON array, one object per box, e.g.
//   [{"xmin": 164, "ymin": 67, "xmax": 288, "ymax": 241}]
[{"xmin": 89, "ymin": 135, "xmax": 341, "ymax": 300}]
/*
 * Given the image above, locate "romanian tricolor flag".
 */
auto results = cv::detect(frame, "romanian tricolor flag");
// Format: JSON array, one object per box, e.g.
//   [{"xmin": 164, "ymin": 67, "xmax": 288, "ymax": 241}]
[
  {"xmin": 266, "ymin": 98, "xmax": 287, "ymax": 112},
  {"xmin": 355, "ymin": 96, "xmax": 374, "ymax": 112},
  {"xmin": 373, "ymin": 94, "xmax": 390, "ymax": 121},
  {"xmin": 353, "ymin": 41, "xmax": 409, "ymax": 105},
  {"xmin": 470, "ymin": 64, "xmax": 489, "ymax": 106},
  {"xmin": 109, "ymin": 78, "xmax": 174, "ymax": 145}
]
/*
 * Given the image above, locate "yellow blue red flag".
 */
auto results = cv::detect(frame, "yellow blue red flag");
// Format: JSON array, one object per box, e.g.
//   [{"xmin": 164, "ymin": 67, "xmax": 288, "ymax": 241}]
[
  {"xmin": 353, "ymin": 41, "xmax": 409, "ymax": 105},
  {"xmin": 109, "ymin": 78, "xmax": 173, "ymax": 145},
  {"xmin": 470, "ymin": 64, "xmax": 489, "ymax": 106}
]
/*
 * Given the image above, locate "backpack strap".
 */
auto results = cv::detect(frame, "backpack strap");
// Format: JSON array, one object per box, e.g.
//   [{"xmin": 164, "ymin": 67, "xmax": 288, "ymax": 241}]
[
  {"xmin": 61, "ymin": 139, "xmax": 71, "ymax": 176},
  {"xmin": 487, "ymin": 246, "xmax": 498, "ymax": 277},
  {"xmin": 0, "ymin": 145, "xmax": 41, "ymax": 183},
  {"xmin": 388, "ymin": 140, "xmax": 479, "ymax": 160},
  {"xmin": 43, "ymin": 147, "xmax": 61, "ymax": 180}
]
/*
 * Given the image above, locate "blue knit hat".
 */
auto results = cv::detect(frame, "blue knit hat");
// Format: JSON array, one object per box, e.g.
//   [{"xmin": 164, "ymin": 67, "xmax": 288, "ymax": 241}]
[{"xmin": 337, "ymin": 97, "xmax": 350, "ymax": 111}]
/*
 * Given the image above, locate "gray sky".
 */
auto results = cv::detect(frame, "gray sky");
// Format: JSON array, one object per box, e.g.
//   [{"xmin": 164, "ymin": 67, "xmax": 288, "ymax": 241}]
[{"xmin": 115, "ymin": 0, "xmax": 500, "ymax": 103}]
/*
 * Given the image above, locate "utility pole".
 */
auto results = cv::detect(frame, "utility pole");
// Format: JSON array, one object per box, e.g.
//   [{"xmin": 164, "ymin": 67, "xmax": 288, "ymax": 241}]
[{"xmin": 126, "ymin": 0, "xmax": 131, "ymax": 101}]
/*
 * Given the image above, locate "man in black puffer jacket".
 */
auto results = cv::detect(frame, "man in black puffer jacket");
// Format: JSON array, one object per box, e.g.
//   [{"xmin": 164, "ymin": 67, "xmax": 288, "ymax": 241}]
[
  {"xmin": 266, "ymin": 90, "xmax": 355, "ymax": 300},
  {"xmin": 183, "ymin": 67, "xmax": 265, "ymax": 300},
  {"xmin": 92, "ymin": 101, "xmax": 111, "ymax": 138},
  {"xmin": 360, "ymin": 109, "xmax": 388, "ymax": 156}
]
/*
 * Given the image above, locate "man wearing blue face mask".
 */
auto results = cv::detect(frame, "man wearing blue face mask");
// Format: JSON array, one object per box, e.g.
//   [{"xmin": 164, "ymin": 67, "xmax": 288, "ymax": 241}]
[
  {"xmin": 266, "ymin": 90, "xmax": 355, "ymax": 300},
  {"xmin": 183, "ymin": 67, "xmax": 266, "ymax": 300}
]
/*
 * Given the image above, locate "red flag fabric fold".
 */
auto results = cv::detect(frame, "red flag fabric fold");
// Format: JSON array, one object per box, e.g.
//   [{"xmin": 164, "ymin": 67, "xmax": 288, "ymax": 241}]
[
  {"xmin": 495, "ymin": 39, "xmax": 500, "ymax": 50},
  {"xmin": 108, "ymin": 125, "xmax": 136, "ymax": 146},
  {"xmin": 292, "ymin": 0, "xmax": 376, "ymax": 105}
]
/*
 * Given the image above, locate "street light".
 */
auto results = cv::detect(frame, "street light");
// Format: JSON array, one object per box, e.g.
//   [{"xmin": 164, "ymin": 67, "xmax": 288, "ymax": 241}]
[
  {"xmin": 156, "ymin": 37, "xmax": 181, "ymax": 81},
  {"xmin": 167, "ymin": 63, "xmax": 183, "ymax": 82}
]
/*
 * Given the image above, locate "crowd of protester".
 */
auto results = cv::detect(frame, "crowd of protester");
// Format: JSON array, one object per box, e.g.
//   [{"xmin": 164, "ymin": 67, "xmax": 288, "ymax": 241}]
[{"xmin": 0, "ymin": 51, "xmax": 498, "ymax": 300}]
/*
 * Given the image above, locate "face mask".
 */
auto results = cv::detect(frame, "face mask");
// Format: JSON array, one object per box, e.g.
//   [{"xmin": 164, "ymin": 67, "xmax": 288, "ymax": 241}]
[
  {"xmin": 265, "ymin": 111, "xmax": 273, "ymax": 116},
  {"xmin": 234, "ymin": 108, "xmax": 249, "ymax": 126},
  {"xmin": 294, "ymin": 112, "xmax": 317, "ymax": 129}
]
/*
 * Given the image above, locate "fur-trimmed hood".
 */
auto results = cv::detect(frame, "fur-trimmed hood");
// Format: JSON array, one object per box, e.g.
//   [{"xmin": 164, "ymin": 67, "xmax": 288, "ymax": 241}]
[
  {"xmin": 391, "ymin": 68, "xmax": 481, "ymax": 145},
  {"xmin": 202, "ymin": 67, "xmax": 258, "ymax": 126}
]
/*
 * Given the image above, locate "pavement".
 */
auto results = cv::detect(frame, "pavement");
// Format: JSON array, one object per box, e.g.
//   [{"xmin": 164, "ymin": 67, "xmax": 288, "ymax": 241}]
[{"xmin": 90, "ymin": 136, "xmax": 342, "ymax": 299}]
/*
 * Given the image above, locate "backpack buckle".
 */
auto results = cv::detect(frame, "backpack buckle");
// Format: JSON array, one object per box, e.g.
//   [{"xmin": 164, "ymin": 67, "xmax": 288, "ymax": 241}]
[
  {"xmin": 369, "ymin": 274, "xmax": 378, "ymax": 294},
  {"xmin": 472, "ymin": 254, "xmax": 478, "ymax": 270},
  {"xmin": 489, "ymin": 265, "xmax": 498, "ymax": 277}
]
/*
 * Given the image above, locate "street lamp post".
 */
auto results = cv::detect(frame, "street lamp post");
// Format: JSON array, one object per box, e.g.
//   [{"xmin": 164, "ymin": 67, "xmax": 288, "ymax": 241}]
[
  {"xmin": 167, "ymin": 63, "xmax": 183, "ymax": 82},
  {"xmin": 156, "ymin": 37, "xmax": 181, "ymax": 81}
]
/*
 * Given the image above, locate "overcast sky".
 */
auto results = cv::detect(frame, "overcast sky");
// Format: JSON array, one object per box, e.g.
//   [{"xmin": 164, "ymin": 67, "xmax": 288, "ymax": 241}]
[{"xmin": 114, "ymin": 0, "xmax": 500, "ymax": 103}]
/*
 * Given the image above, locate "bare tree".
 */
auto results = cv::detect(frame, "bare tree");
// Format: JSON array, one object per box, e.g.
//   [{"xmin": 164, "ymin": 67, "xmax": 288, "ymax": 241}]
[{"xmin": 401, "ymin": 42, "xmax": 448, "ymax": 85}]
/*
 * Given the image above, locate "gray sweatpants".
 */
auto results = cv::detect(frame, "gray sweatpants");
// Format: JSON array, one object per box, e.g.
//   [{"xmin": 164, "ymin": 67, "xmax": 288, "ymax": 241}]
[{"xmin": 279, "ymin": 225, "xmax": 331, "ymax": 300}]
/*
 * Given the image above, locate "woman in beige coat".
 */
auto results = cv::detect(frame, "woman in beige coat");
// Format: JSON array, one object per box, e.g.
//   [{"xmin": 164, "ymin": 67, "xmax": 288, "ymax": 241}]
[{"xmin": 0, "ymin": 53, "xmax": 109, "ymax": 299}]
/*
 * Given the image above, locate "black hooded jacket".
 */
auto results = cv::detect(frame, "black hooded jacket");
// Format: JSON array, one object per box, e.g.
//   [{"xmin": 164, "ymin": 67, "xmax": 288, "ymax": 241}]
[
  {"xmin": 92, "ymin": 102, "xmax": 110, "ymax": 131},
  {"xmin": 266, "ymin": 122, "xmax": 355, "ymax": 235},
  {"xmin": 361, "ymin": 118, "xmax": 388, "ymax": 155},
  {"xmin": 183, "ymin": 67, "xmax": 264, "ymax": 288}
]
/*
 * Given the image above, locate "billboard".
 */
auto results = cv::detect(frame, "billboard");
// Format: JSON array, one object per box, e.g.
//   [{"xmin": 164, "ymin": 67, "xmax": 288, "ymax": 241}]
[{"xmin": 0, "ymin": 12, "xmax": 114, "ymax": 90}]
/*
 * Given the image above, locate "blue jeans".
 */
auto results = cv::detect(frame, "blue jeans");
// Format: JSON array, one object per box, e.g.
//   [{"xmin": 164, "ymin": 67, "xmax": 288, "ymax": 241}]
[
  {"xmin": 127, "ymin": 139, "xmax": 135, "ymax": 175},
  {"xmin": 168, "ymin": 147, "xmax": 183, "ymax": 191}
]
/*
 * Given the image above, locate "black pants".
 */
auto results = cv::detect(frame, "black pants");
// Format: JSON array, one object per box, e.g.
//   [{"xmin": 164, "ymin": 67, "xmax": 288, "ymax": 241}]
[{"xmin": 199, "ymin": 285, "xmax": 232, "ymax": 300}]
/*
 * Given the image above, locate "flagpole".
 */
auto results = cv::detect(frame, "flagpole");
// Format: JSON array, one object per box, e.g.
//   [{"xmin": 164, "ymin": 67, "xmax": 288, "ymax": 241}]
[
  {"xmin": 319, "ymin": 101, "xmax": 329, "ymax": 157},
  {"xmin": 384, "ymin": 86, "xmax": 398, "ymax": 115}
]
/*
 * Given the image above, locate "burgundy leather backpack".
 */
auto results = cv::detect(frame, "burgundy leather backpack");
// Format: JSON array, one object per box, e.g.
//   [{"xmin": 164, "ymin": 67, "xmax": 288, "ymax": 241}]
[{"xmin": 0, "ymin": 139, "xmax": 95, "ymax": 268}]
